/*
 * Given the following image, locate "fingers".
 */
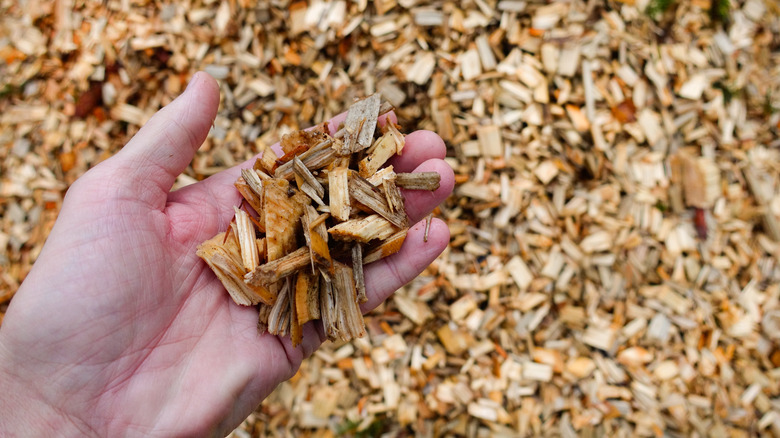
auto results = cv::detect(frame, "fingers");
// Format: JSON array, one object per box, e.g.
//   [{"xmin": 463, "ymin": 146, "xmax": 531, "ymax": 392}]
[
  {"xmin": 270, "ymin": 320, "xmax": 326, "ymax": 372},
  {"xmin": 403, "ymin": 158, "xmax": 455, "ymax": 223},
  {"xmin": 388, "ymin": 130, "xmax": 447, "ymax": 172},
  {"xmin": 103, "ymin": 72, "xmax": 220, "ymax": 208},
  {"xmin": 360, "ymin": 218, "xmax": 449, "ymax": 312}
]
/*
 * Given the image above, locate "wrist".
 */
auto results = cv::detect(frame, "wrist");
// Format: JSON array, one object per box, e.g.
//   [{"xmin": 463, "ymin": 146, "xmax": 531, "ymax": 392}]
[{"xmin": 0, "ymin": 351, "xmax": 92, "ymax": 437}]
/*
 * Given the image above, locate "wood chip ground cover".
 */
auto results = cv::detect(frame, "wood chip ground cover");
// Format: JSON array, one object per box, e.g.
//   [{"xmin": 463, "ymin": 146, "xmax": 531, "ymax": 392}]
[{"xmin": 1, "ymin": 0, "xmax": 780, "ymax": 436}]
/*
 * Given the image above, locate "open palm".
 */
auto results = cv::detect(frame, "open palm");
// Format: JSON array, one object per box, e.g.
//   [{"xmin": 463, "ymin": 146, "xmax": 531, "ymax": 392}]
[{"xmin": 0, "ymin": 73, "xmax": 453, "ymax": 437}]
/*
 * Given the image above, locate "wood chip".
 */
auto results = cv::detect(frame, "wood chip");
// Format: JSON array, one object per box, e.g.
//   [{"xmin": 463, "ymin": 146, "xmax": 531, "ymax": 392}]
[
  {"xmin": 245, "ymin": 247, "xmax": 310, "ymax": 286},
  {"xmin": 263, "ymin": 179, "xmax": 305, "ymax": 261},
  {"xmin": 506, "ymin": 255, "xmax": 533, "ymax": 290},
  {"xmin": 394, "ymin": 172, "xmax": 441, "ymax": 191},
  {"xmin": 359, "ymin": 131, "xmax": 400, "ymax": 177},
  {"xmin": 363, "ymin": 229, "xmax": 408, "ymax": 264},
  {"xmin": 196, "ymin": 233, "xmax": 274, "ymax": 306},
  {"xmin": 294, "ymin": 271, "xmax": 320, "ymax": 325},
  {"xmin": 477, "ymin": 125, "xmax": 503, "ymax": 157},
  {"xmin": 328, "ymin": 167, "xmax": 351, "ymax": 221},
  {"xmin": 330, "ymin": 262, "xmax": 366, "ymax": 341},
  {"xmin": 328, "ymin": 214, "xmax": 398, "ymax": 243},
  {"xmin": 233, "ymin": 206, "xmax": 260, "ymax": 272},
  {"xmin": 352, "ymin": 244, "xmax": 367, "ymax": 303},
  {"xmin": 293, "ymin": 156, "xmax": 325, "ymax": 200},
  {"xmin": 337, "ymin": 94, "xmax": 381, "ymax": 154}
]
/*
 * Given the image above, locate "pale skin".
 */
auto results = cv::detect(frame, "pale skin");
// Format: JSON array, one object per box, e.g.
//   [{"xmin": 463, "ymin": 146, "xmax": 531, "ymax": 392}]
[{"xmin": 0, "ymin": 73, "xmax": 454, "ymax": 437}]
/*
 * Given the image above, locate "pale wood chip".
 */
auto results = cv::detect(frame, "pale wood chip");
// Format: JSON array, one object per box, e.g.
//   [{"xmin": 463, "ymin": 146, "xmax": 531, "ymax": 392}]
[
  {"xmin": 259, "ymin": 144, "xmax": 278, "ymax": 174},
  {"xmin": 476, "ymin": 125, "xmax": 503, "ymax": 157},
  {"xmin": 319, "ymin": 276, "xmax": 340, "ymax": 341},
  {"xmin": 358, "ymin": 131, "xmax": 397, "ymax": 177},
  {"xmin": 366, "ymin": 165, "xmax": 397, "ymax": 187},
  {"xmin": 394, "ymin": 172, "xmax": 441, "ymax": 190},
  {"xmin": 302, "ymin": 205, "xmax": 333, "ymax": 271},
  {"xmin": 336, "ymin": 94, "xmax": 381, "ymax": 155},
  {"xmin": 328, "ymin": 167, "xmax": 351, "ymax": 221},
  {"xmin": 233, "ymin": 206, "xmax": 259, "ymax": 272}
]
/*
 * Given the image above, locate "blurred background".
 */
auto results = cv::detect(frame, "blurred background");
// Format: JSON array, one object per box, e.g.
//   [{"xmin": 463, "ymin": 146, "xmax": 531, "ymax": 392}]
[{"xmin": 2, "ymin": 0, "xmax": 780, "ymax": 436}]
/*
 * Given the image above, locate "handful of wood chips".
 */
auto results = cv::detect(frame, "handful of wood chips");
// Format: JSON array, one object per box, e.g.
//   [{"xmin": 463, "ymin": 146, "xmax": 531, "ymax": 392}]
[{"xmin": 197, "ymin": 95, "xmax": 440, "ymax": 347}]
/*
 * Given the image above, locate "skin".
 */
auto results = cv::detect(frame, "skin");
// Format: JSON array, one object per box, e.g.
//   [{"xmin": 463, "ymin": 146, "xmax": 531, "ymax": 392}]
[{"xmin": 0, "ymin": 72, "xmax": 454, "ymax": 437}]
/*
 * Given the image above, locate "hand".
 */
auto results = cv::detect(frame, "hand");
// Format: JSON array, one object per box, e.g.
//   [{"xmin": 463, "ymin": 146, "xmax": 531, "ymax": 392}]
[{"xmin": 0, "ymin": 73, "xmax": 454, "ymax": 437}]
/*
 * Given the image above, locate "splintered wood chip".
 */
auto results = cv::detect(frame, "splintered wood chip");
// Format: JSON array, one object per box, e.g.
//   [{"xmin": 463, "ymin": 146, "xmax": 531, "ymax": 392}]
[
  {"xmin": 245, "ymin": 246, "xmax": 310, "ymax": 285},
  {"xmin": 274, "ymin": 138, "xmax": 335, "ymax": 180},
  {"xmin": 235, "ymin": 175, "xmax": 264, "ymax": 225},
  {"xmin": 352, "ymin": 244, "xmax": 367, "ymax": 303},
  {"xmin": 196, "ymin": 232, "xmax": 275, "ymax": 306},
  {"xmin": 337, "ymin": 93, "xmax": 381, "ymax": 155},
  {"xmin": 197, "ymin": 94, "xmax": 441, "ymax": 347},
  {"xmin": 349, "ymin": 174, "xmax": 409, "ymax": 228},
  {"xmin": 264, "ymin": 179, "xmax": 307, "ymax": 261}
]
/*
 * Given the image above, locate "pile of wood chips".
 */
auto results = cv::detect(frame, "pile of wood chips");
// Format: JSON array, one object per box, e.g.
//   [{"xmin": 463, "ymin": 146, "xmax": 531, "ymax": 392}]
[
  {"xmin": 197, "ymin": 93, "xmax": 440, "ymax": 346},
  {"xmin": 2, "ymin": 0, "xmax": 780, "ymax": 436}
]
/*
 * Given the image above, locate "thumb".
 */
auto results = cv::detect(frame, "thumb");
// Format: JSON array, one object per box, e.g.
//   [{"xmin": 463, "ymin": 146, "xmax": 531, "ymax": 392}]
[{"xmin": 106, "ymin": 72, "xmax": 220, "ymax": 208}]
